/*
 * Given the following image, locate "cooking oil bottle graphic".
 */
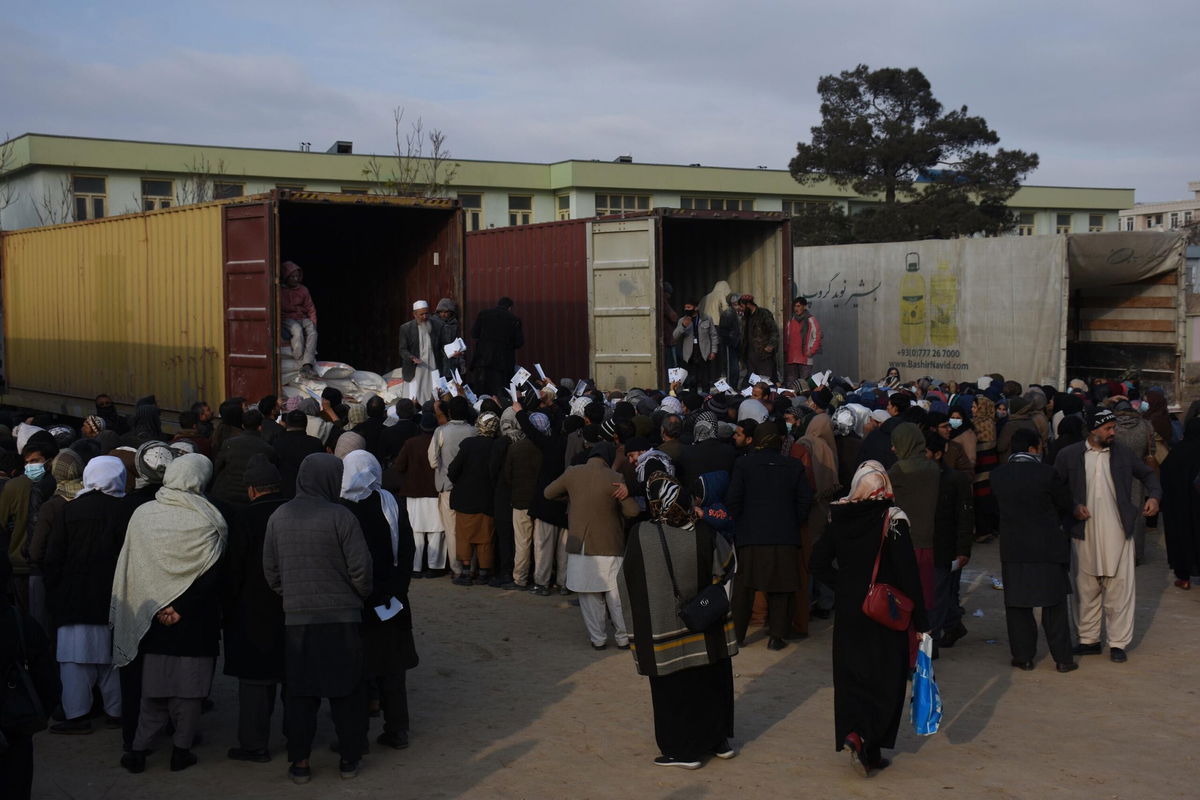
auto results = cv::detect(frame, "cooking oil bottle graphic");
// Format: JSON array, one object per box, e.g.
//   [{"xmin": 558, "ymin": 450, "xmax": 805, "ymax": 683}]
[
  {"xmin": 900, "ymin": 252, "xmax": 927, "ymax": 346},
  {"xmin": 930, "ymin": 259, "xmax": 959, "ymax": 346}
]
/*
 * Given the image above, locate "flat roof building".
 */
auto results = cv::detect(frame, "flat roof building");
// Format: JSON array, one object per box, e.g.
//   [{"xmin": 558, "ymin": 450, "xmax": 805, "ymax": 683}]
[
  {"xmin": 1119, "ymin": 181, "xmax": 1200, "ymax": 232},
  {"xmin": 0, "ymin": 133, "xmax": 1135, "ymax": 235}
]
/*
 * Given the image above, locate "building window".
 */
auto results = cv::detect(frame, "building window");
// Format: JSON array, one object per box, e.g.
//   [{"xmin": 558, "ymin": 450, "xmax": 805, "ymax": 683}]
[
  {"xmin": 140, "ymin": 179, "xmax": 173, "ymax": 211},
  {"xmin": 1186, "ymin": 211, "xmax": 1194, "ymax": 225},
  {"xmin": 1169, "ymin": 212, "xmax": 1180, "ymax": 229},
  {"xmin": 276, "ymin": 183, "xmax": 305, "ymax": 191},
  {"xmin": 340, "ymin": 187, "xmax": 368, "ymax": 195},
  {"xmin": 458, "ymin": 193, "xmax": 483, "ymax": 231},
  {"xmin": 1056, "ymin": 213, "xmax": 1072, "ymax": 235},
  {"xmin": 782, "ymin": 199, "xmax": 833, "ymax": 216},
  {"xmin": 1016, "ymin": 212, "xmax": 1035, "ymax": 236},
  {"xmin": 681, "ymin": 196, "xmax": 754, "ymax": 211},
  {"xmin": 556, "ymin": 194, "xmax": 571, "ymax": 221},
  {"xmin": 1124, "ymin": 217, "xmax": 1134, "ymax": 231},
  {"xmin": 508, "ymin": 194, "xmax": 533, "ymax": 226},
  {"xmin": 72, "ymin": 175, "xmax": 107, "ymax": 221},
  {"xmin": 214, "ymin": 182, "xmax": 244, "ymax": 200},
  {"xmin": 595, "ymin": 193, "xmax": 650, "ymax": 215},
  {"xmin": 1086, "ymin": 214, "xmax": 1104, "ymax": 232}
]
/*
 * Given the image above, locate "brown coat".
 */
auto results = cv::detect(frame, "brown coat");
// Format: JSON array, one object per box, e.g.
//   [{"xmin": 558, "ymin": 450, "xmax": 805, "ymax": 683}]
[{"xmin": 544, "ymin": 457, "xmax": 640, "ymax": 556}]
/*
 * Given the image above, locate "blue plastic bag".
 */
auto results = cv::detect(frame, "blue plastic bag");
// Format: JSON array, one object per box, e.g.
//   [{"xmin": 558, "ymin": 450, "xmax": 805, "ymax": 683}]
[{"xmin": 911, "ymin": 632, "xmax": 942, "ymax": 735}]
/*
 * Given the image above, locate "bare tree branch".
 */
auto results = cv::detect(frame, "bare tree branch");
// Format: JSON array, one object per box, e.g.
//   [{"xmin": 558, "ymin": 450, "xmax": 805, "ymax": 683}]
[
  {"xmin": 32, "ymin": 174, "xmax": 73, "ymax": 226},
  {"xmin": 366, "ymin": 107, "xmax": 459, "ymax": 197}
]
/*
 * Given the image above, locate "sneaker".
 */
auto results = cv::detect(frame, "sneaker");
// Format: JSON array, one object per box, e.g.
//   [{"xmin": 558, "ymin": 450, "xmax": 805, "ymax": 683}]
[
  {"xmin": 500, "ymin": 581, "xmax": 524, "ymax": 590},
  {"xmin": 289, "ymin": 763, "xmax": 312, "ymax": 785},
  {"xmin": 339, "ymin": 759, "xmax": 360, "ymax": 779},
  {"xmin": 377, "ymin": 731, "xmax": 410, "ymax": 750},
  {"xmin": 1109, "ymin": 647, "xmax": 1128, "ymax": 663},
  {"xmin": 591, "ymin": 642, "xmax": 608, "ymax": 651},
  {"xmin": 654, "ymin": 755, "xmax": 701, "ymax": 769},
  {"xmin": 712, "ymin": 740, "xmax": 736, "ymax": 759},
  {"xmin": 844, "ymin": 733, "xmax": 869, "ymax": 778},
  {"xmin": 451, "ymin": 574, "xmax": 474, "ymax": 587},
  {"xmin": 531, "ymin": 585, "xmax": 551, "ymax": 596},
  {"xmin": 50, "ymin": 718, "xmax": 93, "ymax": 735},
  {"xmin": 1073, "ymin": 642, "xmax": 1102, "ymax": 656},
  {"xmin": 990, "ymin": 575, "xmax": 1004, "ymax": 590}
]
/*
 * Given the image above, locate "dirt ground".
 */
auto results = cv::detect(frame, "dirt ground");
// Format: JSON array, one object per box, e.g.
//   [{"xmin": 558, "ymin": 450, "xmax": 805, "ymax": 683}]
[{"xmin": 32, "ymin": 531, "xmax": 1199, "ymax": 799}]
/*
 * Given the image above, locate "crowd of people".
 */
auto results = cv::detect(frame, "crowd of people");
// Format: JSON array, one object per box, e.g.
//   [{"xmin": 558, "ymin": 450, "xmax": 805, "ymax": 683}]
[{"xmin": 2, "ymin": 297, "xmax": 1199, "ymax": 793}]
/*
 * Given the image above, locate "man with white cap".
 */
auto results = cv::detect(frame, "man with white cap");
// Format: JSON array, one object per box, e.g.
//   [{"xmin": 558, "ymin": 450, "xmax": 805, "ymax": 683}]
[
  {"xmin": 1055, "ymin": 407, "xmax": 1161, "ymax": 663},
  {"xmin": 399, "ymin": 301, "xmax": 445, "ymax": 404}
]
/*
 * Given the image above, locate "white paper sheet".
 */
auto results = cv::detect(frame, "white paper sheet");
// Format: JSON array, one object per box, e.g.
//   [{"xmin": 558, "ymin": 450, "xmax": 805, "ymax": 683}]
[{"xmin": 373, "ymin": 596, "xmax": 405, "ymax": 622}]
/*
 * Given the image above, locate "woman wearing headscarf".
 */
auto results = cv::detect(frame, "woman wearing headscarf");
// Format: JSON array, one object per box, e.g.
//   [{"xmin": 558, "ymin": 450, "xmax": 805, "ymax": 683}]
[
  {"xmin": 971, "ymin": 395, "xmax": 1000, "ymax": 544},
  {"xmin": 617, "ymin": 472, "xmax": 737, "ymax": 768},
  {"xmin": 1046, "ymin": 416, "xmax": 1086, "ymax": 467},
  {"xmin": 879, "ymin": 368, "xmax": 901, "ymax": 390},
  {"xmin": 811, "ymin": 461, "xmax": 928, "ymax": 777},
  {"xmin": 1144, "ymin": 388, "xmax": 1176, "ymax": 456},
  {"xmin": 334, "ymin": 431, "xmax": 367, "ymax": 459},
  {"xmin": 111, "ymin": 454, "xmax": 228, "ymax": 773},
  {"xmin": 119, "ymin": 396, "xmax": 166, "ymax": 448},
  {"xmin": 447, "ymin": 411, "xmax": 501, "ymax": 585},
  {"xmin": 40, "ymin": 456, "xmax": 127, "ymax": 735},
  {"xmin": 1159, "ymin": 417, "xmax": 1200, "ymax": 589},
  {"xmin": 340, "ymin": 450, "xmax": 417, "ymax": 750},
  {"xmin": 25, "ymin": 449, "xmax": 86, "ymax": 633}
]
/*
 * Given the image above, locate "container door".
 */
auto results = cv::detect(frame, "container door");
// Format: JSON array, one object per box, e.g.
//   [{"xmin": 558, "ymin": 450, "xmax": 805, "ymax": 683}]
[
  {"xmin": 587, "ymin": 217, "xmax": 658, "ymax": 390},
  {"xmin": 222, "ymin": 201, "xmax": 277, "ymax": 402}
]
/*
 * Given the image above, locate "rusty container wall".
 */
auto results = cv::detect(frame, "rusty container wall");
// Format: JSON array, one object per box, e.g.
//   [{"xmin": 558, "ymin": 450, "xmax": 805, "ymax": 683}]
[
  {"xmin": 465, "ymin": 220, "xmax": 589, "ymax": 380},
  {"xmin": 2, "ymin": 203, "xmax": 226, "ymax": 415}
]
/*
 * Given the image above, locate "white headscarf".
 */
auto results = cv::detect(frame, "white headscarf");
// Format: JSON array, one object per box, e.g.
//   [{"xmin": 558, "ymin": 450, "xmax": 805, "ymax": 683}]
[
  {"xmin": 109, "ymin": 454, "xmax": 227, "ymax": 667},
  {"xmin": 79, "ymin": 455, "xmax": 127, "ymax": 499},
  {"xmin": 834, "ymin": 403, "xmax": 871, "ymax": 438},
  {"xmin": 15, "ymin": 423, "xmax": 45, "ymax": 454},
  {"xmin": 341, "ymin": 450, "xmax": 401, "ymax": 566}
]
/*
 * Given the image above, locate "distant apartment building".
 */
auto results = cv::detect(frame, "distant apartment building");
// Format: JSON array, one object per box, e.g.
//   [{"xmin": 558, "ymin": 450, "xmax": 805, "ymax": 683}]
[
  {"xmin": 0, "ymin": 133, "xmax": 1134, "ymax": 235},
  {"xmin": 1119, "ymin": 181, "xmax": 1200, "ymax": 232}
]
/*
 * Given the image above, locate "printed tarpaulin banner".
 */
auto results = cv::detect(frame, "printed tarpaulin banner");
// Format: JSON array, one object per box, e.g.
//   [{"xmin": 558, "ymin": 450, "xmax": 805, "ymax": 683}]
[{"xmin": 794, "ymin": 236, "xmax": 1067, "ymax": 387}]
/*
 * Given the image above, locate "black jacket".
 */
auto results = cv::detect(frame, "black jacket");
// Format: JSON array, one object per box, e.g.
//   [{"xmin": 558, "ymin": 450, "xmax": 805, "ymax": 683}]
[
  {"xmin": 0, "ymin": 600, "xmax": 60, "ymax": 737},
  {"xmin": 517, "ymin": 410, "xmax": 569, "ymax": 528},
  {"xmin": 857, "ymin": 416, "xmax": 902, "ymax": 470},
  {"xmin": 727, "ymin": 448, "xmax": 812, "ymax": 547},
  {"xmin": 470, "ymin": 305, "xmax": 524, "ymax": 373},
  {"xmin": 992, "ymin": 459, "xmax": 1073, "ymax": 564},
  {"xmin": 210, "ymin": 430, "xmax": 277, "ymax": 506},
  {"xmin": 381, "ymin": 418, "xmax": 418, "ymax": 468},
  {"xmin": 140, "ymin": 563, "xmax": 223, "ymax": 658},
  {"xmin": 933, "ymin": 463, "xmax": 975, "ymax": 566},
  {"xmin": 448, "ymin": 436, "xmax": 501, "ymax": 515},
  {"xmin": 1054, "ymin": 441, "xmax": 1162, "ymax": 539},
  {"xmin": 398, "ymin": 316, "xmax": 446, "ymax": 383},
  {"xmin": 273, "ymin": 429, "xmax": 325, "ymax": 498},
  {"xmin": 43, "ymin": 491, "xmax": 129, "ymax": 626},
  {"xmin": 675, "ymin": 439, "xmax": 738, "ymax": 489},
  {"xmin": 342, "ymin": 491, "xmax": 415, "ymax": 628},
  {"xmin": 222, "ymin": 493, "xmax": 288, "ymax": 680}
]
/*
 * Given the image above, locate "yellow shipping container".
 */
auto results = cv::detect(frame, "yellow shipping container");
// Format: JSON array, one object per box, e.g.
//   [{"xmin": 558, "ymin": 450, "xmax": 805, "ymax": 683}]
[{"xmin": 2, "ymin": 202, "xmax": 226, "ymax": 415}]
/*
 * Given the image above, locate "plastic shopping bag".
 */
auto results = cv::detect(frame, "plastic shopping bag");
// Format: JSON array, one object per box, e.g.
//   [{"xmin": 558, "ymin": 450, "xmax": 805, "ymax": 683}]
[{"xmin": 911, "ymin": 632, "xmax": 942, "ymax": 735}]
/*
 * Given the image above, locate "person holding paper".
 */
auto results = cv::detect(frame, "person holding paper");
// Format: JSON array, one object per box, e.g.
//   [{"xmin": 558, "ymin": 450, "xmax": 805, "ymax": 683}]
[
  {"xmin": 739, "ymin": 295, "xmax": 778, "ymax": 383},
  {"xmin": 399, "ymin": 301, "xmax": 445, "ymax": 405},
  {"xmin": 435, "ymin": 298, "xmax": 466, "ymax": 382},
  {"xmin": 783, "ymin": 296, "xmax": 822, "ymax": 386},
  {"xmin": 340, "ymin": 451, "xmax": 417, "ymax": 750},
  {"xmin": 672, "ymin": 300, "xmax": 719, "ymax": 391},
  {"xmin": 470, "ymin": 297, "xmax": 524, "ymax": 396}
]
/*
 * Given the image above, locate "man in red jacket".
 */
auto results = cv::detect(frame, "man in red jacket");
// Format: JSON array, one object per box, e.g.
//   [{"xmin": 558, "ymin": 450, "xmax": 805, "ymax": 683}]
[
  {"xmin": 784, "ymin": 296, "xmax": 822, "ymax": 386},
  {"xmin": 280, "ymin": 261, "xmax": 318, "ymax": 377}
]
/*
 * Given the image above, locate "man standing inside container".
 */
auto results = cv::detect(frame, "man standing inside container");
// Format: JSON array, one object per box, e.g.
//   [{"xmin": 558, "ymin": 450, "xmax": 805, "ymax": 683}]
[
  {"xmin": 783, "ymin": 296, "xmax": 822, "ymax": 385},
  {"xmin": 673, "ymin": 299, "xmax": 719, "ymax": 391},
  {"xmin": 739, "ymin": 294, "xmax": 779, "ymax": 383},
  {"xmin": 280, "ymin": 261, "xmax": 318, "ymax": 378},
  {"xmin": 400, "ymin": 301, "xmax": 444, "ymax": 405},
  {"xmin": 470, "ymin": 297, "xmax": 524, "ymax": 396}
]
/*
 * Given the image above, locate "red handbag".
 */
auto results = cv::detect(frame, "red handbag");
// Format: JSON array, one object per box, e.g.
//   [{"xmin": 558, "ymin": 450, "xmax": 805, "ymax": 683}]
[{"xmin": 861, "ymin": 512, "xmax": 914, "ymax": 631}]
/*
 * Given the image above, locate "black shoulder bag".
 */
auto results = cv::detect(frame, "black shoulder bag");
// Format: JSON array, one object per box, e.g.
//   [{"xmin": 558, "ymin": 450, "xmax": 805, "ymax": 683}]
[
  {"xmin": 1, "ymin": 606, "xmax": 49, "ymax": 749},
  {"xmin": 656, "ymin": 523, "xmax": 731, "ymax": 633}
]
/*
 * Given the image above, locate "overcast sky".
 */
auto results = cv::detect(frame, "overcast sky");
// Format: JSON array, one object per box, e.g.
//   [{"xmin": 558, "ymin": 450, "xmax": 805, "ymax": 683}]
[{"xmin": 4, "ymin": 0, "xmax": 1196, "ymax": 202}]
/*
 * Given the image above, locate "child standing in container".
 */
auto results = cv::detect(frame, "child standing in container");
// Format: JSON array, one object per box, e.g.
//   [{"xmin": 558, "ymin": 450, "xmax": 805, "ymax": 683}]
[{"xmin": 281, "ymin": 261, "xmax": 318, "ymax": 377}]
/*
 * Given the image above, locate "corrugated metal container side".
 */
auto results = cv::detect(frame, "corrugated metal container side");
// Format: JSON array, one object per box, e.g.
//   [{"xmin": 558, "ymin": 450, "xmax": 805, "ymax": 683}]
[
  {"xmin": 465, "ymin": 220, "xmax": 589, "ymax": 379},
  {"xmin": 3, "ymin": 203, "xmax": 225, "ymax": 413}
]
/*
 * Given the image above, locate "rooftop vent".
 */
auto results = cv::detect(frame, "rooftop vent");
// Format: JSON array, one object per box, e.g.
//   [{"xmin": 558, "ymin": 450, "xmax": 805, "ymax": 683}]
[
  {"xmin": 613, "ymin": 155, "xmax": 633, "ymax": 163},
  {"xmin": 327, "ymin": 141, "xmax": 353, "ymax": 154}
]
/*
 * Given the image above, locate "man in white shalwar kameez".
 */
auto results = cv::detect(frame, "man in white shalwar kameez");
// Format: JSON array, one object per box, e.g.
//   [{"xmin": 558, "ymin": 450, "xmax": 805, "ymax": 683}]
[
  {"xmin": 399, "ymin": 300, "xmax": 444, "ymax": 405},
  {"xmin": 1056, "ymin": 408, "xmax": 1160, "ymax": 663}
]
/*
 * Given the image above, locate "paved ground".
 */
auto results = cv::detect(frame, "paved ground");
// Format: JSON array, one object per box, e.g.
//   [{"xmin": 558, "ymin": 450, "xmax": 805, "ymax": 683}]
[{"xmin": 32, "ymin": 531, "xmax": 1199, "ymax": 799}]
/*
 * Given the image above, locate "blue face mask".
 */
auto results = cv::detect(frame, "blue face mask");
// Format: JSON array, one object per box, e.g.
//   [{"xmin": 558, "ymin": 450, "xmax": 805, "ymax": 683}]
[
  {"xmin": 949, "ymin": 418, "xmax": 963, "ymax": 430},
  {"xmin": 24, "ymin": 463, "xmax": 46, "ymax": 482}
]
